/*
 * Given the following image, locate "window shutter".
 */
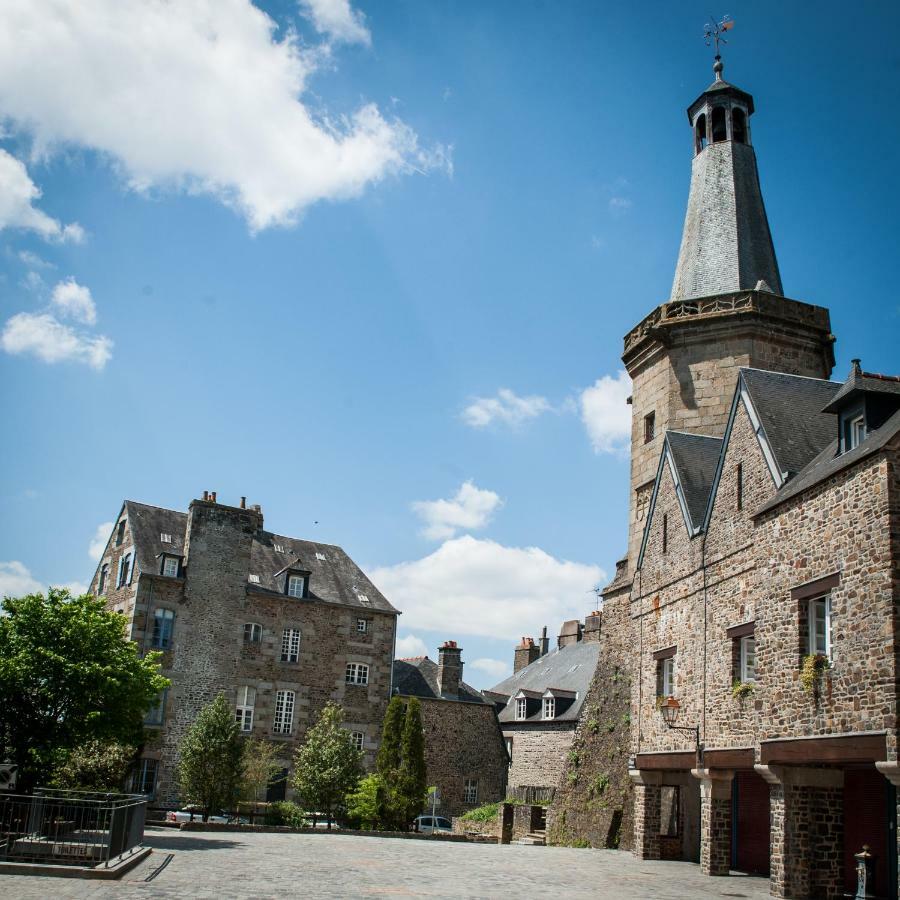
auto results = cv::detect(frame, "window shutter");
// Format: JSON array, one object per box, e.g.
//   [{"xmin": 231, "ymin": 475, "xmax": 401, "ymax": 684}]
[{"xmin": 127, "ymin": 548, "xmax": 136, "ymax": 585}]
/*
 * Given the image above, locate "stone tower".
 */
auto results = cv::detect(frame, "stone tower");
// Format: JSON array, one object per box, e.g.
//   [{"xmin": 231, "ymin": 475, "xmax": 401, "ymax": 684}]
[{"xmin": 623, "ymin": 58, "xmax": 836, "ymax": 569}]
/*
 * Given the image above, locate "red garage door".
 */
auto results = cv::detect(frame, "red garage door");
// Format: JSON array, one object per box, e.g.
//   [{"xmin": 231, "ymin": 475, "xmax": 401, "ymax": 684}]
[
  {"xmin": 734, "ymin": 770, "xmax": 770, "ymax": 876},
  {"xmin": 843, "ymin": 768, "xmax": 889, "ymax": 896}
]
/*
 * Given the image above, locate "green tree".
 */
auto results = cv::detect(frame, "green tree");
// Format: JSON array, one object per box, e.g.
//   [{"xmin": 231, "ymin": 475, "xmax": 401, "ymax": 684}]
[
  {"xmin": 375, "ymin": 696, "xmax": 404, "ymax": 775},
  {"xmin": 0, "ymin": 589, "xmax": 169, "ymax": 792},
  {"xmin": 345, "ymin": 773, "xmax": 387, "ymax": 830},
  {"xmin": 398, "ymin": 697, "xmax": 428, "ymax": 827},
  {"xmin": 291, "ymin": 703, "xmax": 361, "ymax": 827},
  {"xmin": 240, "ymin": 738, "xmax": 282, "ymax": 815},
  {"xmin": 178, "ymin": 695, "xmax": 245, "ymax": 821},
  {"xmin": 51, "ymin": 739, "xmax": 137, "ymax": 792}
]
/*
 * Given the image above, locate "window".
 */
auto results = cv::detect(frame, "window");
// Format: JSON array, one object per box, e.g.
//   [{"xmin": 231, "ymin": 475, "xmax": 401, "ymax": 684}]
[
  {"xmin": 235, "ymin": 686, "xmax": 256, "ymax": 732},
  {"xmin": 356, "ymin": 618, "xmax": 369, "ymax": 634},
  {"xmin": 97, "ymin": 563, "xmax": 109, "ymax": 595},
  {"xmin": 244, "ymin": 622, "xmax": 262, "ymax": 644},
  {"xmin": 248, "ymin": 574, "xmax": 260, "ymax": 584},
  {"xmin": 849, "ymin": 414, "xmax": 866, "ymax": 450},
  {"xmin": 662, "ymin": 514, "xmax": 668, "ymax": 554},
  {"xmin": 657, "ymin": 655, "xmax": 675, "ymax": 698},
  {"xmin": 151, "ymin": 608, "xmax": 175, "ymax": 650},
  {"xmin": 145, "ymin": 689, "xmax": 167, "ymax": 726},
  {"xmin": 695, "ymin": 112, "xmax": 708, "ymax": 153},
  {"xmin": 160, "ymin": 533, "xmax": 172, "ymax": 544},
  {"xmin": 644, "ymin": 411, "xmax": 655, "ymax": 443},
  {"xmin": 357, "ymin": 594, "xmax": 370, "ymax": 605},
  {"xmin": 273, "ymin": 690, "xmax": 295, "ymax": 735},
  {"xmin": 711, "ymin": 105, "xmax": 727, "ymax": 142},
  {"xmin": 161, "ymin": 555, "xmax": 179, "ymax": 578},
  {"xmin": 345, "ymin": 662, "xmax": 369, "ymax": 685},
  {"xmin": 736, "ymin": 463, "xmax": 743, "ymax": 511},
  {"xmin": 115, "ymin": 520, "xmax": 126, "ymax": 546},
  {"xmin": 116, "ymin": 552, "xmax": 132, "ymax": 588},
  {"xmin": 808, "ymin": 596, "xmax": 832, "ymax": 659},
  {"xmin": 505, "ymin": 737, "xmax": 513, "ymax": 760},
  {"xmin": 739, "ymin": 636, "xmax": 756, "ymax": 682},
  {"xmin": 732, "ymin": 108, "xmax": 747, "ymax": 144},
  {"xmin": 273, "ymin": 543, "xmax": 285, "ymax": 553},
  {"xmin": 515, "ymin": 697, "xmax": 527, "ymax": 720},
  {"xmin": 131, "ymin": 758, "xmax": 158, "ymax": 796},
  {"xmin": 281, "ymin": 628, "xmax": 301, "ymax": 663},
  {"xmin": 542, "ymin": 697, "xmax": 555, "ymax": 719},
  {"xmin": 316, "ymin": 552, "xmax": 327, "ymax": 561},
  {"xmin": 464, "ymin": 779, "xmax": 478, "ymax": 804},
  {"xmin": 287, "ymin": 575, "xmax": 306, "ymax": 599},
  {"xmin": 660, "ymin": 785, "xmax": 680, "ymax": 837},
  {"xmin": 349, "ymin": 730, "xmax": 364, "ymax": 751}
]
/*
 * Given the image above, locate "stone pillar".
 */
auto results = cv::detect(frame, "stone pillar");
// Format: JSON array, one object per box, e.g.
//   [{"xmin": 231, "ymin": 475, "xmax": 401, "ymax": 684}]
[
  {"xmin": 693, "ymin": 769, "xmax": 734, "ymax": 876},
  {"xmin": 629, "ymin": 770, "xmax": 661, "ymax": 860},
  {"xmin": 756, "ymin": 765, "xmax": 844, "ymax": 900}
]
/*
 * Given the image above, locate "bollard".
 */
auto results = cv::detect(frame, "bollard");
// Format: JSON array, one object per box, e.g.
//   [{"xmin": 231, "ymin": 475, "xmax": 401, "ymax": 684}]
[{"xmin": 854, "ymin": 844, "xmax": 876, "ymax": 899}]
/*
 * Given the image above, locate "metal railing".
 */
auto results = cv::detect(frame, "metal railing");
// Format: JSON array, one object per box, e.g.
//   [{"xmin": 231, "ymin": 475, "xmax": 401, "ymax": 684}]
[{"xmin": 0, "ymin": 788, "xmax": 146, "ymax": 868}]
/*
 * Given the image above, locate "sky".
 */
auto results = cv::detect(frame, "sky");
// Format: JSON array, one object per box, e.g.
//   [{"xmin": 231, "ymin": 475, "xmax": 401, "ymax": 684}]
[{"xmin": 1, "ymin": 1, "xmax": 898, "ymax": 689}]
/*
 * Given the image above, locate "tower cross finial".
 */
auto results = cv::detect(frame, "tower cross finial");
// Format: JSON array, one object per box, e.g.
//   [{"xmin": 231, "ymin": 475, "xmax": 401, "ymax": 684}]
[{"xmin": 703, "ymin": 16, "xmax": 734, "ymax": 79}]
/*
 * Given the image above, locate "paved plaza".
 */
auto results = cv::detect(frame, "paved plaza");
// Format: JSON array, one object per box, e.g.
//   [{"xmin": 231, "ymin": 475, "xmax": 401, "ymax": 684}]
[{"xmin": 2, "ymin": 827, "xmax": 770, "ymax": 899}]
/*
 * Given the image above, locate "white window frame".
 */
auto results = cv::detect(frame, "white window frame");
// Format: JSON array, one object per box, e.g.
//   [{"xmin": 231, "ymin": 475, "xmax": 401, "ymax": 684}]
[
  {"xmin": 161, "ymin": 556, "xmax": 179, "ymax": 578},
  {"xmin": 356, "ymin": 618, "xmax": 369, "ymax": 634},
  {"xmin": 515, "ymin": 697, "xmax": 527, "ymax": 720},
  {"xmin": 160, "ymin": 533, "xmax": 172, "ymax": 544},
  {"xmin": 739, "ymin": 636, "xmax": 756, "ymax": 682},
  {"xmin": 287, "ymin": 575, "xmax": 306, "ymax": 599},
  {"xmin": 349, "ymin": 730, "xmax": 364, "ymax": 751},
  {"xmin": 273, "ymin": 690, "xmax": 295, "ymax": 735},
  {"xmin": 542, "ymin": 696, "xmax": 556, "ymax": 720},
  {"xmin": 117, "ymin": 552, "xmax": 133, "ymax": 588},
  {"xmin": 808, "ymin": 595, "xmax": 832, "ymax": 659},
  {"xmin": 849, "ymin": 414, "xmax": 866, "ymax": 450},
  {"xmin": 243, "ymin": 622, "xmax": 262, "ymax": 644},
  {"xmin": 151, "ymin": 608, "xmax": 175, "ymax": 649},
  {"xmin": 661, "ymin": 656, "xmax": 675, "ymax": 697},
  {"xmin": 236, "ymin": 686, "xmax": 256, "ymax": 732},
  {"xmin": 463, "ymin": 778, "xmax": 478, "ymax": 804},
  {"xmin": 132, "ymin": 758, "xmax": 158, "ymax": 796},
  {"xmin": 345, "ymin": 662, "xmax": 369, "ymax": 685},
  {"xmin": 248, "ymin": 574, "xmax": 260, "ymax": 584},
  {"xmin": 281, "ymin": 628, "xmax": 301, "ymax": 663}
]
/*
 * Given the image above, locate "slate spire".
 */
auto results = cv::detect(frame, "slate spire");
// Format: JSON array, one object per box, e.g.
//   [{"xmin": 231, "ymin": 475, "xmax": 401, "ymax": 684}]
[{"xmin": 669, "ymin": 58, "xmax": 783, "ymax": 302}]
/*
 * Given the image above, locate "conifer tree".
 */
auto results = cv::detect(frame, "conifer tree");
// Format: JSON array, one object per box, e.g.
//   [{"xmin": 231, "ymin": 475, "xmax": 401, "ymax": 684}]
[
  {"xmin": 376, "ymin": 695, "xmax": 404, "ymax": 776},
  {"xmin": 398, "ymin": 697, "xmax": 428, "ymax": 827}
]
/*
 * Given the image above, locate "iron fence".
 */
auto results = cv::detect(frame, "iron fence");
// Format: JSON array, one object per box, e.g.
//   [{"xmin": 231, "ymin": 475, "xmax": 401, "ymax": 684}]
[{"xmin": 0, "ymin": 788, "xmax": 146, "ymax": 868}]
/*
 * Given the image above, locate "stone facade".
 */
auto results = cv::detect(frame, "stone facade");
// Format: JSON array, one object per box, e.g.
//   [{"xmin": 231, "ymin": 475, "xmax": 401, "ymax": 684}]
[
  {"xmin": 503, "ymin": 723, "xmax": 574, "ymax": 791},
  {"xmin": 90, "ymin": 495, "xmax": 398, "ymax": 805}
]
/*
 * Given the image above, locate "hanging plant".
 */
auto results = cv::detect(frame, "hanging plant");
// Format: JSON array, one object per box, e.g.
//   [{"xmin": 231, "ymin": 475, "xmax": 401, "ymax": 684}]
[
  {"xmin": 800, "ymin": 653, "xmax": 830, "ymax": 695},
  {"xmin": 731, "ymin": 679, "xmax": 754, "ymax": 700}
]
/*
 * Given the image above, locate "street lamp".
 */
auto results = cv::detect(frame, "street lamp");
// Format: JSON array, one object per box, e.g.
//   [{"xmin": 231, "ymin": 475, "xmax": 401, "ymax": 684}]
[{"xmin": 659, "ymin": 697, "xmax": 703, "ymax": 763}]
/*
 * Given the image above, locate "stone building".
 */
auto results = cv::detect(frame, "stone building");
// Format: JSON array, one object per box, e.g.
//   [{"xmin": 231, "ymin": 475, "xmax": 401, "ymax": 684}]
[
  {"xmin": 582, "ymin": 56, "xmax": 900, "ymax": 899},
  {"xmin": 89, "ymin": 492, "xmax": 399, "ymax": 805},
  {"xmin": 392, "ymin": 642, "xmax": 508, "ymax": 817},
  {"xmin": 488, "ymin": 618, "xmax": 601, "ymax": 791}
]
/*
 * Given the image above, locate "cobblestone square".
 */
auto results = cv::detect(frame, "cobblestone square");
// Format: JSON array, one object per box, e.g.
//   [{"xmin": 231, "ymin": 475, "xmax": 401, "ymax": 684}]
[{"xmin": 2, "ymin": 827, "xmax": 770, "ymax": 899}]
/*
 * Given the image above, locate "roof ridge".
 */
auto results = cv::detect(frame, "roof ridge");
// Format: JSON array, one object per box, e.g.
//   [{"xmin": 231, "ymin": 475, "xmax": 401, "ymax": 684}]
[
  {"xmin": 861, "ymin": 370, "xmax": 900, "ymax": 383},
  {"xmin": 666, "ymin": 430, "xmax": 723, "ymax": 440},
  {"xmin": 125, "ymin": 499, "xmax": 187, "ymax": 515},
  {"xmin": 739, "ymin": 366, "xmax": 836, "ymax": 385}
]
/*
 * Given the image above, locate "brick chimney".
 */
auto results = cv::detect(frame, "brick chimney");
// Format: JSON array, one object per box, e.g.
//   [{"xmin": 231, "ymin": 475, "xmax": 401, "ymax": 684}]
[
  {"xmin": 583, "ymin": 611, "xmax": 602, "ymax": 643},
  {"xmin": 557, "ymin": 619, "xmax": 583, "ymax": 648},
  {"xmin": 437, "ymin": 641, "xmax": 463, "ymax": 698},
  {"xmin": 514, "ymin": 637, "xmax": 540, "ymax": 673}
]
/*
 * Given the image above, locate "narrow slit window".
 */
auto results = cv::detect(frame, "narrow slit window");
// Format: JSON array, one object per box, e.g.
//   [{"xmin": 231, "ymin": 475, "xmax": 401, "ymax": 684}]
[
  {"xmin": 662, "ymin": 514, "xmax": 668, "ymax": 554},
  {"xmin": 736, "ymin": 463, "xmax": 743, "ymax": 511}
]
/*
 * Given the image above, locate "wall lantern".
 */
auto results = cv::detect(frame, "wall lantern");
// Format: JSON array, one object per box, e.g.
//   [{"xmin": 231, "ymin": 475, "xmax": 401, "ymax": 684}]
[{"xmin": 659, "ymin": 696, "xmax": 703, "ymax": 762}]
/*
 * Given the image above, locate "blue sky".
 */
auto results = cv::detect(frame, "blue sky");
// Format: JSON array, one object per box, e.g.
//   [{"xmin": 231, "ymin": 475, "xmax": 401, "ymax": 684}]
[{"xmin": 1, "ymin": 1, "xmax": 898, "ymax": 688}]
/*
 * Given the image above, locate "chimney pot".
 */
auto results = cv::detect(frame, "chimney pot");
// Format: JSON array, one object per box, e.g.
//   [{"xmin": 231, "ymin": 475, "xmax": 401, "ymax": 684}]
[
  {"xmin": 202, "ymin": 490, "xmax": 209, "ymax": 501},
  {"xmin": 210, "ymin": 491, "xmax": 217, "ymax": 503},
  {"xmin": 240, "ymin": 496, "xmax": 246, "ymax": 509}
]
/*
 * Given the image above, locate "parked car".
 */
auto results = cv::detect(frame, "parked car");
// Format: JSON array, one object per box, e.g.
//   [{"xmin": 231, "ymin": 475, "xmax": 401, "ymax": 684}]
[
  {"xmin": 415, "ymin": 815, "xmax": 452, "ymax": 834},
  {"xmin": 166, "ymin": 806, "xmax": 248, "ymax": 824}
]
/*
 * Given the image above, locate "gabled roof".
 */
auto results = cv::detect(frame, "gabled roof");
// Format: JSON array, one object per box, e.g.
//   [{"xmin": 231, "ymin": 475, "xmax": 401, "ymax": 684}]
[
  {"xmin": 124, "ymin": 501, "xmax": 188, "ymax": 573},
  {"xmin": 489, "ymin": 640, "xmax": 600, "ymax": 723},
  {"xmin": 666, "ymin": 432, "xmax": 723, "ymax": 527},
  {"xmin": 821, "ymin": 365, "xmax": 900, "ymax": 414},
  {"xmin": 392, "ymin": 657, "xmax": 491, "ymax": 705}
]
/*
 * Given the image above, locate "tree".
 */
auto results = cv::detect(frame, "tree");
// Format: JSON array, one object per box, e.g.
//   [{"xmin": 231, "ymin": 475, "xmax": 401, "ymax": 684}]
[
  {"xmin": 178, "ymin": 695, "xmax": 245, "ymax": 820},
  {"xmin": 374, "ymin": 696, "xmax": 405, "ymax": 828},
  {"xmin": 398, "ymin": 698, "xmax": 428, "ymax": 827},
  {"xmin": 345, "ymin": 773, "xmax": 387, "ymax": 830},
  {"xmin": 291, "ymin": 703, "xmax": 361, "ymax": 827},
  {"xmin": 0, "ymin": 589, "xmax": 169, "ymax": 792},
  {"xmin": 51, "ymin": 739, "xmax": 137, "ymax": 792},
  {"xmin": 241, "ymin": 738, "xmax": 282, "ymax": 812}
]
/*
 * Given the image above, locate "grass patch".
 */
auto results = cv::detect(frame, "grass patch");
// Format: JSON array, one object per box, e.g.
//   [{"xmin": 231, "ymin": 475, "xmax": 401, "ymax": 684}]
[{"xmin": 459, "ymin": 802, "xmax": 500, "ymax": 822}]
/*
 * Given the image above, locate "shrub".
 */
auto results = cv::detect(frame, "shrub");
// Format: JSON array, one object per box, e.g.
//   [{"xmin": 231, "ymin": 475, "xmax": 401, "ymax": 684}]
[
  {"xmin": 731, "ymin": 679, "xmax": 754, "ymax": 700},
  {"xmin": 460, "ymin": 802, "xmax": 500, "ymax": 822},
  {"xmin": 265, "ymin": 801, "xmax": 306, "ymax": 827}
]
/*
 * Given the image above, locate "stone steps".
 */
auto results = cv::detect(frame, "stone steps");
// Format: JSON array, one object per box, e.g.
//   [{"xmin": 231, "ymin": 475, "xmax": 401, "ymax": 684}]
[{"xmin": 514, "ymin": 831, "xmax": 546, "ymax": 846}]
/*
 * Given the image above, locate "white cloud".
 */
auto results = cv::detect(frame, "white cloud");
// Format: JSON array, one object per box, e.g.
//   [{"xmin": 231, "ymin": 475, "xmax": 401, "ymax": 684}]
[
  {"xmin": 299, "ymin": 0, "xmax": 370, "ymax": 45},
  {"xmin": 0, "ymin": 148, "xmax": 84, "ymax": 242},
  {"xmin": 1, "ymin": 312, "xmax": 112, "ymax": 370},
  {"xmin": 51, "ymin": 277, "xmax": 97, "ymax": 325},
  {"xmin": 0, "ymin": 2, "xmax": 447, "ymax": 231},
  {"xmin": 462, "ymin": 388, "xmax": 551, "ymax": 429},
  {"xmin": 470, "ymin": 657, "xmax": 510, "ymax": 681},
  {"xmin": 412, "ymin": 480, "xmax": 502, "ymax": 541},
  {"xmin": 0, "ymin": 561, "xmax": 43, "ymax": 599},
  {"xmin": 369, "ymin": 536, "xmax": 604, "ymax": 641},
  {"xmin": 395, "ymin": 634, "xmax": 429, "ymax": 659},
  {"xmin": 579, "ymin": 370, "xmax": 631, "ymax": 454},
  {"xmin": 88, "ymin": 522, "xmax": 114, "ymax": 562},
  {"xmin": 18, "ymin": 250, "xmax": 56, "ymax": 269}
]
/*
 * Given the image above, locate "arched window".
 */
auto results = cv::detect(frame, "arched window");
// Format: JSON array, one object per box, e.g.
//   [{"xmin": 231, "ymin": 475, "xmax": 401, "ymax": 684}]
[
  {"xmin": 98, "ymin": 563, "xmax": 109, "ymax": 595},
  {"xmin": 711, "ymin": 106, "xmax": 727, "ymax": 143},
  {"xmin": 694, "ymin": 113, "xmax": 707, "ymax": 153},
  {"xmin": 732, "ymin": 107, "xmax": 747, "ymax": 144}
]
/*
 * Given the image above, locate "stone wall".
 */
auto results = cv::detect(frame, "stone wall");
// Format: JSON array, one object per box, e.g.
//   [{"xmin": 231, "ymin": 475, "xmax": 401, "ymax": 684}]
[{"xmin": 502, "ymin": 723, "xmax": 574, "ymax": 790}]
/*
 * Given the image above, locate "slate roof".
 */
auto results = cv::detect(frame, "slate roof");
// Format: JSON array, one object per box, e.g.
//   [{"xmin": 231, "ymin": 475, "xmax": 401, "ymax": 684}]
[
  {"xmin": 666, "ymin": 432, "xmax": 722, "ymax": 528},
  {"xmin": 122, "ymin": 500, "xmax": 397, "ymax": 614},
  {"xmin": 740, "ymin": 369, "xmax": 841, "ymax": 477},
  {"xmin": 488, "ymin": 640, "xmax": 600, "ymax": 723},
  {"xmin": 392, "ymin": 657, "xmax": 491, "ymax": 705},
  {"xmin": 821, "ymin": 368, "xmax": 900, "ymax": 414}
]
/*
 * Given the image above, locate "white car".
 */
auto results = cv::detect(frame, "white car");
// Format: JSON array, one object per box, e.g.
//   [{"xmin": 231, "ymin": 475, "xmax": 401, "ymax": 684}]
[
  {"xmin": 166, "ymin": 807, "xmax": 247, "ymax": 824},
  {"xmin": 415, "ymin": 815, "xmax": 452, "ymax": 834}
]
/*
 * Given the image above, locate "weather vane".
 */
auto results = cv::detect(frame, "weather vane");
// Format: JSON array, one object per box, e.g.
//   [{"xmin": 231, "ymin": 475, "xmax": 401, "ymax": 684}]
[{"xmin": 703, "ymin": 15, "xmax": 734, "ymax": 59}]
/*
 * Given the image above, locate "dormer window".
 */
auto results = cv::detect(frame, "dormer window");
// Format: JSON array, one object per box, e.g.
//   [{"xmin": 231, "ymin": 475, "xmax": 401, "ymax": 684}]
[
  {"xmin": 542, "ymin": 697, "xmax": 555, "ymax": 720},
  {"xmin": 515, "ymin": 697, "xmax": 527, "ymax": 720},
  {"xmin": 848, "ymin": 414, "xmax": 866, "ymax": 450},
  {"xmin": 287, "ymin": 574, "xmax": 306, "ymax": 599},
  {"xmin": 161, "ymin": 555, "xmax": 179, "ymax": 578}
]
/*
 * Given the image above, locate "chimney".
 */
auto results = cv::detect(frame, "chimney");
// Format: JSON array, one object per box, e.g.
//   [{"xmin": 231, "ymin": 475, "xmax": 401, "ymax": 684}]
[
  {"xmin": 539, "ymin": 625, "xmax": 549, "ymax": 657},
  {"xmin": 514, "ymin": 637, "xmax": 540, "ymax": 673},
  {"xmin": 557, "ymin": 619, "xmax": 583, "ymax": 648},
  {"xmin": 437, "ymin": 641, "xmax": 463, "ymax": 698},
  {"xmin": 583, "ymin": 611, "xmax": 602, "ymax": 643},
  {"xmin": 210, "ymin": 491, "xmax": 217, "ymax": 503},
  {"xmin": 240, "ymin": 496, "xmax": 247, "ymax": 509},
  {"xmin": 202, "ymin": 490, "xmax": 209, "ymax": 501}
]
